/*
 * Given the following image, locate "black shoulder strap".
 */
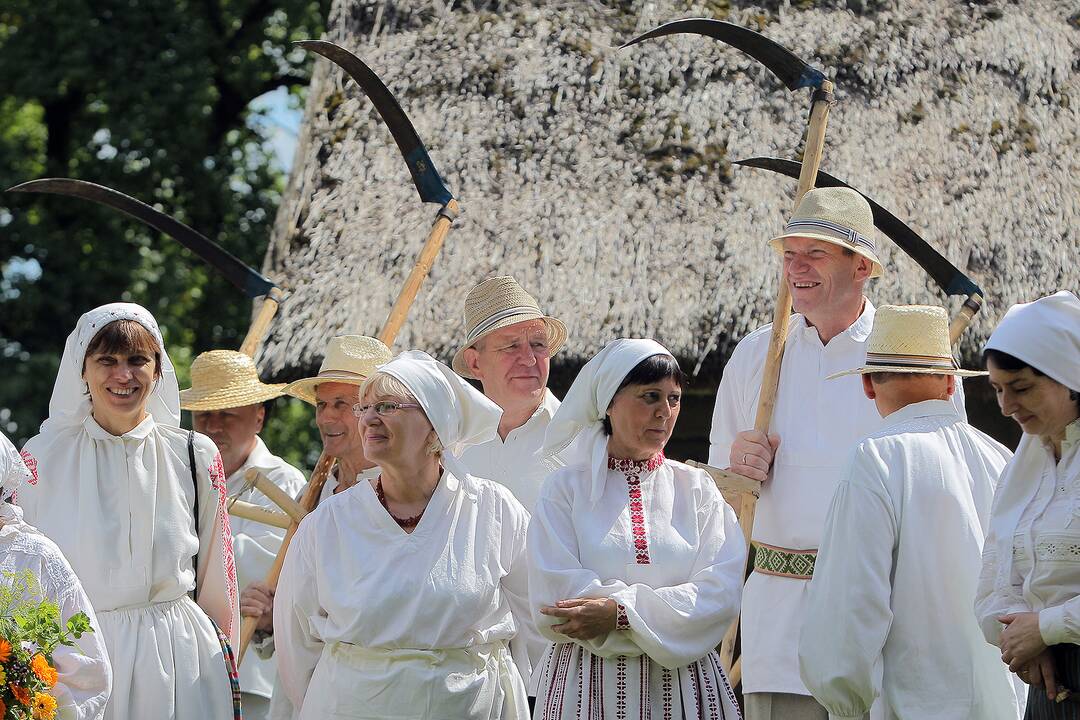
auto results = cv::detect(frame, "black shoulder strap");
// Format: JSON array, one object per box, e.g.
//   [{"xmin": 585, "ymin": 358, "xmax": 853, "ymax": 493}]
[{"xmin": 187, "ymin": 430, "xmax": 200, "ymax": 599}]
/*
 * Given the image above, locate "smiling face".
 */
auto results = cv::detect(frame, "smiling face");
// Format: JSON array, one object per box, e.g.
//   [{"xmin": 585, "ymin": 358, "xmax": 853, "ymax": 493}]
[
  {"xmin": 782, "ymin": 236, "xmax": 871, "ymax": 325},
  {"xmin": 81, "ymin": 320, "xmax": 162, "ymax": 435},
  {"xmin": 987, "ymin": 359, "xmax": 1079, "ymax": 439},
  {"xmin": 463, "ymin": 319, "xmax": 551, "ymax": 409},
  {"xmin": 315, "ymin": 382, "xmax": 366, "ymax": 461},
  {"xmin": 192, "ymin": 404, "xmax": 264, "ymax": 476},
  {"xmin": 358, "ymin": 388, "xmax": 438, "ymax": 471},
  {"xmin": 605, "ymin": 377, "xmax": 682, "ymax": 461}
]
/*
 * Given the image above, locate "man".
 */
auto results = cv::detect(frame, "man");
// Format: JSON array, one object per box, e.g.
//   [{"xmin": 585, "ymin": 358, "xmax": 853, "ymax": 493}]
[
  {"xmin": 240, "ymin": 334, "xmax": 391, "ymax": 720},
  {"xmin": 799, "ymin": 304, "xmax": 1022, "ymax": 719},
  {"xmin": 708, "ymin": 187, "xmax": 966, "ymax": 719},
  {"xmin": 180, "ymin": 349, "xmax": 306, "ymax": 720},
  {"xmin": 454, "ymin": 275, "xmax": 570, "ymax": 514}
]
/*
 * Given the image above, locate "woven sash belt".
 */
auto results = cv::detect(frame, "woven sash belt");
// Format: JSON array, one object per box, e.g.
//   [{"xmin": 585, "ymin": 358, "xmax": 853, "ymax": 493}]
[{"xmin": 752, "ymin": 541, "xmax": 817, "ymax": 580}]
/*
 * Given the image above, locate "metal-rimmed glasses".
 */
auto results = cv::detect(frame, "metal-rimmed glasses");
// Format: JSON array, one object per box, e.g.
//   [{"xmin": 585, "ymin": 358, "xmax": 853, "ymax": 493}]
[{"xmin": 352, "ymin": 401, "xmax": 422, "ymax": 418}]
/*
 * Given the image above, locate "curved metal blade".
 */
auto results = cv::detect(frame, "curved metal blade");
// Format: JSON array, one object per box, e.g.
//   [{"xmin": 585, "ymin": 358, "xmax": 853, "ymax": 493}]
[
  {"xmin": 734, "ymin": 157, "xmax": 983, "ymax": 298},
  {"xmin": 7, "ymin": 178, "xmax": 278, "ymax": 299},
  {"xmin": 296, "ymin": 40, "xmax": 454, "ymax": 207},
  {"xmin": 621, "ymin": 18, "xmax": 826, "ymax": 92}
]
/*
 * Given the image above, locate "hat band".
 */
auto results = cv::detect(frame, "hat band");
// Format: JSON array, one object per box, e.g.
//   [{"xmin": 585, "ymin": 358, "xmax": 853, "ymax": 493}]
[
  {"xmin": 467, "ymin": 305, "xmax": 543, "ymax": 343},
  {"xmin": 786, "ymin": 218, "xmax": 876, "ymax": 255},
  {"xmin": 316, "ymin": 369, "xmax": 367, "ymax": 379},
  {"xmin": 865, "ymin": 352, "xmax": 957, "ymax": 370}
]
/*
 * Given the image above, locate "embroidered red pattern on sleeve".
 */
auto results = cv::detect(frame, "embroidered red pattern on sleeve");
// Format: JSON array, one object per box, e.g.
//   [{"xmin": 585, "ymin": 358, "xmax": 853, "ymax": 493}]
[
  {"xmin": 19, "ymin": 450, "xmax": 38, "ymax": 485},
  {"xmin": 615, "ymin": 603, "xmax": 630, "ymax": 630},
  {"xmin": 208, "ymin": 452, "xmax": 238, "ymax": 629},
  {"xmin": 608, "ymin": 452, "xmax": 664, "ymax": 565}
]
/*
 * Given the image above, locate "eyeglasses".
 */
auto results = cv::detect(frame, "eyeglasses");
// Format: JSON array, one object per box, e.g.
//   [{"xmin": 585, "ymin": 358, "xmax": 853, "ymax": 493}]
[{"xmin": 352, "ymin": 401, "xmax": 422, "ymax": 418}]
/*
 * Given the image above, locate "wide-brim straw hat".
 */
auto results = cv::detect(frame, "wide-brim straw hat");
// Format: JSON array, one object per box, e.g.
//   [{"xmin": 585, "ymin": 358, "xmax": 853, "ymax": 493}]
[
  {"xmin": 769, "ymin": 187, "xmax": 884, "ymax": 279},
  {"xmin": 180, "ymin": 350, "xmax": 287, "ymax": 411},
  {"xmin": 451, "ymin": 276, "xmax": 568, "ymax": 379},
  {"xmin": 284, "ymin": 335, "xmax": 393, "ymax": 405},
  {"xmin": 828, "ymin": 304, "xmax": 986, "ymax": 379}
]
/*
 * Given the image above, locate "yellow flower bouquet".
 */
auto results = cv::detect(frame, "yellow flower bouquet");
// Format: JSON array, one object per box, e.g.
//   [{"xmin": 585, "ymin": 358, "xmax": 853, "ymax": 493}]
[{"xmin": 0, "ymin": 571, "xmax": 93, "ymax": 720}]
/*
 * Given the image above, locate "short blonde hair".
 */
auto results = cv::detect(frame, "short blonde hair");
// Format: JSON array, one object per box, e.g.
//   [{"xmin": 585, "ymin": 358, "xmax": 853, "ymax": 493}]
[{"xmin": 358, "ymin": 371, "xmax": 443, "ymax": 455}]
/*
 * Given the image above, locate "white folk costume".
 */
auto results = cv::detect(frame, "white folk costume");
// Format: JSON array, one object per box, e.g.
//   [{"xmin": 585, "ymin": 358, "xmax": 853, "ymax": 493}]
[
  {"xmin": 2, "ymin": 432, "xmax": 112, "ymax": 720},
  {"xmin": 975, "ymin": 292, "xmax": 1080, "ymax": 714},
  {"xmin": 708, "ymin": 301, "xmax": 968, "ymax": 702},
  {"xmin": 530, "ymin": 339, "xmax": 745, "ymax": 720},
  {"xmin": 18, "ymin": 304, "xmax": 240, "ymax": 720},
  {"xmin": 274, "ymin": 351, "xmax": 538, "ymax": 720}
]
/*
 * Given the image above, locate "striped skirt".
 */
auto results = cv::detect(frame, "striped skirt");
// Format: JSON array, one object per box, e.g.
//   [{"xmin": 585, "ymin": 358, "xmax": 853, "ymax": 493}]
[
  {"xmin": 533, "ymin": 642, "xmax": 741, "ymax": 720},
  {"xmin": 1026, "ymin": 644, "xmax": 1080, "ymax": 720}
]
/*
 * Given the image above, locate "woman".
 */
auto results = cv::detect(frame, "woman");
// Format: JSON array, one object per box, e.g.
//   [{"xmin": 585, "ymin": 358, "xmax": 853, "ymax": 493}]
[
  {"xmin": 976, "ymin": 290, "xmax": 1080, "ymax": 718},
  {"xmin": 529, "ymin": 338, "xmax": 745, "ymax": 720},
  {"xmin": 274, "ymin": 350, "xmax": 539, "ymax": 720},
  {"xmin": 18, "ymin": 303, "xmax": 241, "ymax": 720},
  {"xmin": 2, "ymin": 431, "xmax": 112, "ymax": 719}
]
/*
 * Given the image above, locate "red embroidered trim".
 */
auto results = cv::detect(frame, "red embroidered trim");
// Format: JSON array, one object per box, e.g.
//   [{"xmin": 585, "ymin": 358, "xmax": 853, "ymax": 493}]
[
  {"xmin": 609, "ymin": 452, "xmax": 663, "ymax": 564},
  {"xmin": 19, "ymin": 450, "xmax": 37, "ymax": 485},
  {"xmin": 661, "ymin": 667, "xmax": 673, "ymax": 720},
  {"xmin": 208, "ymin": 453, "xmax": 238, "ymax": 633},
  {"xmin": 616, "ymin": 603, "xmax": 630, "ymax": 630},
  {"xmin": 615, "ymin": 655, "xmax": 627, "ymax": 720}
]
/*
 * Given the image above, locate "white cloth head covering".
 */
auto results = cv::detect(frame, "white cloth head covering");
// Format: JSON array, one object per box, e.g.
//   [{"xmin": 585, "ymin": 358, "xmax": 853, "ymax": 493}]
[
  {"xmin": 41, "ymin": 302, "xmax": 180, "ymax": 433},
  {"xmin": 984, "ymin": 290, "xmax": 1080, "ymax": 393},
  {"xmin": 542, "ymin": 338, "xmax": 674, "ymax": 504},
  {"xmin": 376, "ymin": 350, "xmax": 502, "ymax": 482},
  {"xmin": 1, "ymin": 431, "xmax": 34, "ymax": 523}
]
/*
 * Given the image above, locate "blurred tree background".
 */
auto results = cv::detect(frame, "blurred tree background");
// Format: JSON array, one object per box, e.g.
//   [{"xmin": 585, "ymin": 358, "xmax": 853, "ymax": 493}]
[{"xmin": 0, "ymin": 0, "xmax": 329, "ymax": 470}]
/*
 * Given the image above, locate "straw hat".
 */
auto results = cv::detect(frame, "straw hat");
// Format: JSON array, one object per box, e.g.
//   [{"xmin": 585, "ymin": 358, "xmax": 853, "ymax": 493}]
[
  {"xmin": 283, "ymin": 335, "xmax": 393, "ymax": 405},
  {"xmin": 828, "ymin": 305, "xmax": 985, "ymax": 379},
  {"xmin": 451, "ymin": 276, "xmax": 568, "ymax": 379},
  {"xmin": 769, "ymin": 187, "xmax": 884, "ymax": 278},
  {"xmin": 180, "ymin": 350, "xmax": 287, "ymax": 412}
]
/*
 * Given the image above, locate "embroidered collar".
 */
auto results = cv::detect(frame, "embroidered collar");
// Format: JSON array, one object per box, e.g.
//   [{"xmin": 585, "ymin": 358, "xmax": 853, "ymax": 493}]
[{"xmin": 608, "ymin": 452, "xmax": 665, "ymax": 475}]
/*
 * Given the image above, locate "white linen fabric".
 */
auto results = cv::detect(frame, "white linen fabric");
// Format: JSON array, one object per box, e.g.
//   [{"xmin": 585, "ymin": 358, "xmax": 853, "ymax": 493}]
[
  {"xmin": 1, "ymin": 428, "xmax": 34, "ymax": 504},
  {"xmin": 228, "ymin": 436, "xmax": 305, "ymax": 700},
  {"xmin": 377, "ymin": 350, "xmax": 503, "ymax": 482},
  {"xmin": 460, "ymin": 389, "xmax": 564, "ymax": 514},
  {"xmin": 0, "ymin": 505, "xmax": 113, "ymax": 720},
  {"xmin": 708, "ymin": 300, "xmax": 967, "ymax": 696},
  {"xmin": 273, "ymin": 471, "xmax": 536, "ymax": 719},
  {"xmin": 17, "ymin": 304, "xmax": 239, "ymax": 720},
  {"xmin": 541, "ymin": 338, "xmax": 672, "ymax": 504},
  {"xmin": 528, "ymin": 457, "xmax": 745, "ymax": 719},
  {"xmin": 799, "ymin": 399, "xmax": 1021, "ymax": 720}
]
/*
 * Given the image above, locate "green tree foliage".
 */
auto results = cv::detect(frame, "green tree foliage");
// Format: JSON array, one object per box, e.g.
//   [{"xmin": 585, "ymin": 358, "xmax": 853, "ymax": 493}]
[{"xmin": 0, "ymin": 0, "xmax": 327, "ymax": 462}]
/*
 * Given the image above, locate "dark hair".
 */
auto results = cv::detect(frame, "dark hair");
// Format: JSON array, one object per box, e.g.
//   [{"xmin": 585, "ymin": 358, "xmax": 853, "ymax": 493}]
[
  {"xmin": 602, "ymin": 354, "xmax": 685, "ymax": 435},
  {"xmin": 984, "ymin": 348, "xmax": 1080, "ymax": 411},
  {"xmin": 82, "ymin": 319, "xmax": 163, "ymax": 379}
]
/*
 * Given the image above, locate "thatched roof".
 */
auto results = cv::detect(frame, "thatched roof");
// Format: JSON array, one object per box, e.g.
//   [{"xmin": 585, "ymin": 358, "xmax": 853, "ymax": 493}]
[{"xmin": 258, "ymin": 0, "xmax": 1078, "ymax": 381}]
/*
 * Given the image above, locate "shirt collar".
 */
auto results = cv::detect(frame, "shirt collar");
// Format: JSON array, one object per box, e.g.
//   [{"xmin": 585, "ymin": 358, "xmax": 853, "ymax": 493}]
[
  {"xmin": 1061, "ymin": 418, "xmax": 1080, "ymax": 457},
  {"xmin": 881, "ymin": 398, "xmax": 959, "ymax": 427},
  {"xmin": 83, "ymin": 413, "xmax": 156, "ymax": 441},
  {"xmin": 794, "ymin": 297, "xmax": 876, "ymax": 345}
]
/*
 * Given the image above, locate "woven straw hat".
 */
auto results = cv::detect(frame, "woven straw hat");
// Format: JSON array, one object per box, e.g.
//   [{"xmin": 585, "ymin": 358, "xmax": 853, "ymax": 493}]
[
  {"xmin": 828, "ymin": 305, "xmax": 985, "ymax": 379},
  {"xmin": 284, "ymin": 335, "xmax": 393, "ymax": 405},
  {"xmin": 180, "ymin": 350, "xmax": 287, "ymax": 412},
  {"xmin": 451, "ymin": 276, "xmax": 568, "ymax": 379},
  {"xmin": 769, "ymin": 187, "xmax": 884, "ymax": 278}
]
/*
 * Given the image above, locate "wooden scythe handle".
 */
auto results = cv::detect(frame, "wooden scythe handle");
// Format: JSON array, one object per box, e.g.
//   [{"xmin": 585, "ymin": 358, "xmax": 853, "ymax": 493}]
[
  {"xmin": 236, "ymin": 200, "xmax": 460, "ymax": 663},
  {"xmin": 719, "ymin": 80, "xmax": 835, "ymax": 685},
  {"xmin": 239, "ymin": 286, "xmax": 286, "ymax": 357},
  {"xmin": 949, "ymin": 293, "xmax": 983, "ymax": 346}
]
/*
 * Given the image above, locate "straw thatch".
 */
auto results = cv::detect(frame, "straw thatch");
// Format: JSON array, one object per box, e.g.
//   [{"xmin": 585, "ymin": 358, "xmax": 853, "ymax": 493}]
[{"xmin": 259, "ymin": 0, "xmax": 1078, "ymax": 382}]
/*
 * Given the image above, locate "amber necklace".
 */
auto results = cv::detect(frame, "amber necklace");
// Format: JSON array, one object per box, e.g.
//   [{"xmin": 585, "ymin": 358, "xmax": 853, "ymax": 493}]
[{"xmin": 375, "ymin": 475, "xmax": 425, "ymax": 529}]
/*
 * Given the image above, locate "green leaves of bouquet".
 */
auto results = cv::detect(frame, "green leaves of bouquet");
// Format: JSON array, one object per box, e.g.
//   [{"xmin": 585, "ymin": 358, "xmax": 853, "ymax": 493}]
[{"xmin": 0, "ymin": 570, "xmax": 95, "ymax": 719}]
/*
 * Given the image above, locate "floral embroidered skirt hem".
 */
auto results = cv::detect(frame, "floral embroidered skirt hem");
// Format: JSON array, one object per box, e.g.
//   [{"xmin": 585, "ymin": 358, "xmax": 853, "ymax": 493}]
[
  {"xmin": 1026, "ymin": 643, "xmax": 1080, "ymax": 720},
  {"xmin": 534, "ymin": 642, "xmax": 741, "ymax": 720}
]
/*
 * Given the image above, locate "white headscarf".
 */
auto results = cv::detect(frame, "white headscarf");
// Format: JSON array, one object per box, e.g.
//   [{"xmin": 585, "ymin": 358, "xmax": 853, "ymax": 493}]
[
  {"xmin": 376, "ymin": 350, "xmax": 502, "ymax": 482},
  {"xmin": 984, "ymin": 291, "xmax": 1080, "ymax": 592},
  {"xmin": 1, "ymin": 431, "xmax": 35, "ymax": 525},
  {"xmin": 984, "ymin": 290, "xmax": 1080, "ymax": 394},
  {"xmin": 542, "ymin": 338, "xmax": 674, "ymax": 504},
  {"xmin": 41, "ymin": 302, "xmax": 180, "ymax": 434}
]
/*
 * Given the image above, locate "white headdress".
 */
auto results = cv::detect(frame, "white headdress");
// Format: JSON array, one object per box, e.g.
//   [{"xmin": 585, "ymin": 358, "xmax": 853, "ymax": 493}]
[
  {"xmin": 1, "ymin": 431, "xmax": 34, "ymax": 525},
  {"xmin": 375, "ymin": 350, "xmax": 502, "ymax": 482},
  {"xmin": 41, "ymin": 302, "xmax": 180, "ymax": 434},
  {"xmin": 542, "ymin": 338, "xmax": 674, "ymax": 504}
]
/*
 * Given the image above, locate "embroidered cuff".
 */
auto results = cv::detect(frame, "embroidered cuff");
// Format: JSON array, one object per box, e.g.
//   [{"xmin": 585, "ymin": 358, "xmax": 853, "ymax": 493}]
[
  {"xmin": 1039, "ymin": 605, "xmax": 1069, "ymax": 646},
  {"xmin": 615, "ymin": 603, "xmax": 630, "ymax": 631}
]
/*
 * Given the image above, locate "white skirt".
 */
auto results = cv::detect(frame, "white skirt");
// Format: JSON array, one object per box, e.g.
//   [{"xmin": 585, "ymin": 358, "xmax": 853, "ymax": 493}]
[
  {"xmin": 298, "ymin": 641, "xmax": 528, "ymax": 720},
  {"xmin": 534, "ymin": 643, "xmax": 742, "ymax": 720},
  {"xmin": 97, "ymin": 596, "xmax": 234, "ymax": 720}
]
